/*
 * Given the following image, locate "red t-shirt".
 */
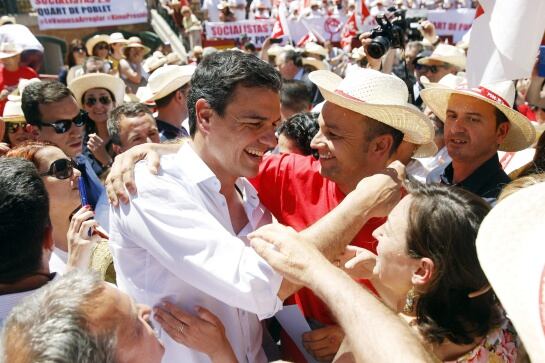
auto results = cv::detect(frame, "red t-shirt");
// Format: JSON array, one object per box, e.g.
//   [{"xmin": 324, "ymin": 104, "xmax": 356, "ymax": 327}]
[
  {"xmin": 251, "ymin": 153, "xmax": 385, "ymax": 362},
  {"xmin": 0, "ymin": 65, "xmax": 38, "ymax": 114}
]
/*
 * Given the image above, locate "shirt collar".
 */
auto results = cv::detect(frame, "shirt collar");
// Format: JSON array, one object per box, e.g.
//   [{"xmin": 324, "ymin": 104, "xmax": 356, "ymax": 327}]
[{"xmin": 294, "ymin": 67, "xmax": 305, "ymax": 80}]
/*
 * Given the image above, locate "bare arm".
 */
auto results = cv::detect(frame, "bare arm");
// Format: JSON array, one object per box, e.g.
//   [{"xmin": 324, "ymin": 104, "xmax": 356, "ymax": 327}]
[{"xmin": 119, "ymin": 59, "xmax": 143, "ymax": 84}]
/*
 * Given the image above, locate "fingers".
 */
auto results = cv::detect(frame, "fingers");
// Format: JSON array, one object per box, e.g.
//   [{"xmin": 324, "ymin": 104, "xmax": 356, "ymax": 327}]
[
  {"xmin": 154, "ymin": 308, "xmax": 188, "ymax": 345},
  {"xmin": 68, "ymin": 207, "xmax": 94, "ymax": 236},
  {"xmin": 344, "ymin": 249, "xmax": 376, "ymax": 269},
  {"xmin": 386, "ymin": 160, "xmax": 406, "ymax": 181},
  {"xmin": 250, "ymin": 237, "xmax": 282, "ymax": 263},
  {"xmin": 78, "ymin": 220, "xmax": 98, "ymax": 239},
  {"xmin": 160, "ymin": 301, "xmax": 193, "ymax": 326},
  {"xmin": 147, "ymin": 148, "xmax": 161, "ymax": 175}
]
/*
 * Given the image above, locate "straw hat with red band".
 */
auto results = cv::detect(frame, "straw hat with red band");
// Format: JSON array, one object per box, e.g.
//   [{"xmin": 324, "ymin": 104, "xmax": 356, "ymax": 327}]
[
  {"xmin": 309, "ymin": 68, "xmax": 434, "ymax": 146},
  {"xmin": 421, "ymin": 80, "xmax": 536, "ymax": 152},
  {"xmin": 476, "ymin": 182, "xmax": 545, "ymax": 362}
]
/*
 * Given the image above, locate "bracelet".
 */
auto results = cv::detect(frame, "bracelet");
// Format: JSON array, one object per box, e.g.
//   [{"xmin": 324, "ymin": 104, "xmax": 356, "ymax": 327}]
[{"xmin": 431, "ymin": 36, "xmax": 441, "ymax": 46}]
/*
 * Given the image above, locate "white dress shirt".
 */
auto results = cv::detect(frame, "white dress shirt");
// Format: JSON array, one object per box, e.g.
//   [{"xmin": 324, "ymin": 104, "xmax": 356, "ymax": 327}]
[{"xmin": 109, "ymin": 143, "xmax": 283, "ymax": 363}]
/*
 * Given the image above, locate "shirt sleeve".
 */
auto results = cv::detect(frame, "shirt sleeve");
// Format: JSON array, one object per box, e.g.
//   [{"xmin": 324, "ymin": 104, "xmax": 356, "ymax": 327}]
[{"xmin": 110, "ymin": 165, "xmax": 283, "ymax": 320}]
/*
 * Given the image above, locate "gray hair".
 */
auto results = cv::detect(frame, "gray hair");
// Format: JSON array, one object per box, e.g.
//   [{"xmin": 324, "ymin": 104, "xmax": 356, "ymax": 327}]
[
  {"xmin": 107, "ymin": 102, "xmax": 153, "ymax": 146},
  {"xmin": 0, "ymin": 270, "xmax": 117, "ymax": 363}
]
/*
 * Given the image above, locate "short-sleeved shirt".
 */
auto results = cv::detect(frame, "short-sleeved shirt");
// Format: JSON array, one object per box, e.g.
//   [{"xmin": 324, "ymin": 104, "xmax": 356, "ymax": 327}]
[
  {"xmin": 0, "ymin": 65, "xmax": 37, "ymax": 113},
  {"xmin": 251, "ymin": 153, "xmax": 385, "ymax": 361}
]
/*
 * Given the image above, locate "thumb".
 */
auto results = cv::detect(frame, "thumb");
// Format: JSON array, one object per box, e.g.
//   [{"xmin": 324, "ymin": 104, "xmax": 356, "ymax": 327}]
[
  {"xmin": 147, "ymin": 150, "xmax": 161, "ymax": 175},
  {"xmin": 196, "ymin": 306, "xmax": 222, "ymax": 326}
]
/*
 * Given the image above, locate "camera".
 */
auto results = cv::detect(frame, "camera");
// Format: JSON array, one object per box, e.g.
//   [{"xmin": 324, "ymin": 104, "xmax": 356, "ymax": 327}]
[{"xmin": 367, "ymin": 8, "xmax": 422, "ymax": 59}]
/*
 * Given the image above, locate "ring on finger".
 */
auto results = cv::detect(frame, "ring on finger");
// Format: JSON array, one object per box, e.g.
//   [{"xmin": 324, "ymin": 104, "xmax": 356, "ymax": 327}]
[{"xmin": 177, "ymin": 322, "xmax": 185, "ymax": 335}]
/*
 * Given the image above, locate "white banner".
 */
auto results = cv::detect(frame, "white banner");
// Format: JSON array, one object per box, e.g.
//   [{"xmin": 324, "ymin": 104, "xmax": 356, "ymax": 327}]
[
  {"xmin": 205, "ymin": 19, "xmax": 276, "ymax": 47},
  {"xmin": 426, "ymin": 9, "xmax": 476, "ymax": 43},
  {"xmin": 31, "ymin": 0, "xmax": 148, "ymax": 30}
]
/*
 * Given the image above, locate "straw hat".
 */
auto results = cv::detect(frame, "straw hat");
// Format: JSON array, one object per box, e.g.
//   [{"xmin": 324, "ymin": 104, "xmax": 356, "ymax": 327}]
[
  {"xmin": 68, "ymin": 73, "xmax": 125, "ymax": 109},
  {"xmin": 304, "ymin": 42, "xmax": 328, "ymax": 58},
  {"xmin": 309, "ymin": 68, "xmax": 434, "ymax": 145},
  {"xmin": 413, "ymin": 140, "xmax": 438, "ymax": 158},
  {"xmin": 85, "ymin": 34, "xmax": 111, "ymax": 55},
  {"xmin": 143, "ymin": 51, "xmax": 168, "ymax": 73},
  {"xmin": 137, "ymin": 64, "xmax": 195, "ymax": 103},
  {"xmin": 1, "ymin": 97, "xmax": 24, "ymax": 122},
  {"xmin": 0, "ymin": 15, "xmax": 16, "ymax": 26},
  {"xmin": 108, "ymin": 32, "xmax": 128, "ymax": 45},
  {"xmin": 166, "ymin": 52, "xmax": 182, "ymax": 65},
  {"xmin": 303, "ymin": 57, "xmax": 329, "ymax": 71},
  {"xmin": 123, "ymin": 36, "xmax": 151, "ymax": 55},
  {"xmin": 476, "ymin": 182, "xmax": 545, "ymax": 362},
  {"xmin": 420, "ymin": 72, "xmax": 467, "ymax": 90},
  {"xmin": 420, "ymin": 79, "xmax": 536, "ymax": 152},
  {"xmin": 0, "ymin": 42, "xmax": 22, "ymax": 59},
  {"xmin": 417, "ymin": 44, "xmax": 466, "ymax": 70}
]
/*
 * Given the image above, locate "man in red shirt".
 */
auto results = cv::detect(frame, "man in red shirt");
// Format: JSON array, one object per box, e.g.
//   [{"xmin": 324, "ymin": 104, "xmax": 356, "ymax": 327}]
[
  {"xmin": 105, "ymin": 67, "xmax": 433, "ymax": 362},
  {"xmin": 0, "ymin": 42, "xmax": 38, "ymax": 114}
]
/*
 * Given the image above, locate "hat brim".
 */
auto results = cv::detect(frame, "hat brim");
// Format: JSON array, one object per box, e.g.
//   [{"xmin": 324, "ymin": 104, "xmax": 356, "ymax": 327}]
[
  {"xmin": 309, "ymin": 71, "xmax": 434, "ymax": 145},
  {"xmin": 0, "ymin": 115, "xmax": 25, "ymax": 122},
  {"xmin": 144, "ymin": 74, "xmax": 192, "ymax": 103},
  {"xmin": 86, "ymin": 35, "xmax": 111, "ymax": 55},
  {"xmin": 123, "ymin": 43, "xmax": 151, "ymax": 55},
  {"xmin": 143, "ymin": 58, "xmax": 168, "ymax": 73},
  {"xmin": 420, "ymin": 87, "xmax": 536, "ymax": 152},
  {"xmin": 413, "ymin": 141, "xmax": 438, "ymax": 158},
  {"xmin": 68, "ymin": 73, "xmax": 126, "ymax": 110},
  {"xmin": 0, "ymin": 48, "xmax": 22, "ymax": 60},
  {"xmin": 418, "ymin": 55, "xmax": 465, "ymax": 70},
  {"xmin": 303, "ymin": 57, "xmax": 328, "ymax": 71}
]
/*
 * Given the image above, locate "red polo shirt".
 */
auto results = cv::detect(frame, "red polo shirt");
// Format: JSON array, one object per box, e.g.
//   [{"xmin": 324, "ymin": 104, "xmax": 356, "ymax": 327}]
[
  {"xmin": 0, "ymin": 64, "xmax": 38, "ymax": 114},
  {"xmin": 251, "ymin": 153, "xmax": 385, "ymax": 362}
]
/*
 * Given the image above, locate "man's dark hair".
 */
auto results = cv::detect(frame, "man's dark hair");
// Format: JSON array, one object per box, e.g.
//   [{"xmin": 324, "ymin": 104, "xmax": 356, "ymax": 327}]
[
  {"xmin": 107, "ymin": 102, "xmax": 154, "ymax": 146},
  {"xmin": 21, "ymin": 81, "xmax": 74, "ymax": 126},
  {"xmin": 244, "ymin": 42, "xmax": 256, "ymax": 53},
  {"xmin": 365, "ymin": 117, "xmax": 404, "ymax": 156},
  {"xmin": 155, "ymin": 83, "xmax": 190, "ymax": 108},
  {"xmin": 277, "ymin": 112, "xmax": 319, "ymax": 156},
  {"xmin": 187, "ymin": 51, "xmax": 282, "ymax": 136},
  {"xmin": 280, "ymin": 80, "xmax": 312, "ymax": 113},
  {"xmin": 495, "ymin": 108, "xmax": 509, "ymax": 127},
  {"xmin": 405, "ymin": 182, "xmax": 502, "ymax": 346},
  {"xmin": 281, "ymin": 50, "xmax": 303, "ymax": 68},
  {"xmin": 0, "ymin": 158, "xmax": 50, "ymax": 283}
]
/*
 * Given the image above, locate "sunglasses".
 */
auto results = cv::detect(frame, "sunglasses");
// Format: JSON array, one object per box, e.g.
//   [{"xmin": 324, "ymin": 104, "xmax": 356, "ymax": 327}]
[
  {"xmin": 39, "ymin": 159, "xmax": 78, "ymax": 180},
  {"xmin": 39, "ymin": 111, "xmax": 87, "ymax": 134},
  {"xmin": 73, "ymin": 46, "xmax": 85, "ymax": 53},
  {"xmin": 6, "ymin": 122, "xmax": 27, "ymax": 134},
  {"xmin": 415, "ymin": 64, "xmax": 445, "ymax": 74},
  {"xmin": 95, "ymin": 43, "xmax": 109, "ymax": 50},
  {"xmin": 84, "ymin": 96, "xmax": 112, "ymax": 107}
]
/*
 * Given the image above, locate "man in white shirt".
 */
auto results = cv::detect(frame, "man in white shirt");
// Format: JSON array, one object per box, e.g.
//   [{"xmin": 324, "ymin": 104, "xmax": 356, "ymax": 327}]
[{"xmin": 109, "ymin": 51, "xmax": 354, "ymax": 363}]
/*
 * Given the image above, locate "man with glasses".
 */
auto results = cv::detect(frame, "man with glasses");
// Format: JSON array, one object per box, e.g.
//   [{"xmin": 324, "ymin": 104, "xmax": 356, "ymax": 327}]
[
  {"xmin": 416, "ymin": 44, "xmax": 466, "ymax": 83},
  {"xmin": 21, "ymin": 81, "xmax": 104, "ymax": 209}
]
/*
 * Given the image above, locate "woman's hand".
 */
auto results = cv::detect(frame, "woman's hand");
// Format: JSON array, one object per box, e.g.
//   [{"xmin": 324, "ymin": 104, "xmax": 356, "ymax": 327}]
[
  {"xmin": 87, "ymin": 133, "xmax": 112, "ymax": 167},
  {"xmin": 66, "ymin": 205, "xmax": 101, "ymax": 270},
  {"xmin": 154, "ymin": 302, "xmax": 237, "ymax": 363},
  {"xmin": 0, "ymin": 142, "xmax": 11, "ymax": 156},
  {"xmin": 340, "ymin": 245, "xmax": 377, "ymax": 280}
]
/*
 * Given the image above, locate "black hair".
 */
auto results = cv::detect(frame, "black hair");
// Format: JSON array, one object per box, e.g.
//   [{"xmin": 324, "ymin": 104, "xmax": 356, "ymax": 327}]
[
  {"xmin": 277, "ymin": 112, "xmax": 319, "ymax": 156},
  {"xmin": 21, "ymin": 81, "xmax": 74, "ymax": 126},
  {"xmin": 107, "ymin": 102, "xmax": 154, "ymax": 145},
  {"xmin": 495, "ymin": 107, "xmax": 509, "ymax": 127},
  {"xmin": 280, "ymin": 80, "xmax": 312, "ymax": 113},
  {"xmin": 365, "ymin": 118, "xmax": 404, "ymax": 156},
  {"xmin": 155, "ymin": 83, "xmax": 190, "ymax": 108},
  {"xmin": 0, "ymin": 158, "xmax": 50, "ymax": 283},
  {"xmin": 187, "ymin": 51, "xmax": 282, "ymax": 136},
  {"xmin": 280, "ymin": 50, "xmax": 303, "ymax": 68}
]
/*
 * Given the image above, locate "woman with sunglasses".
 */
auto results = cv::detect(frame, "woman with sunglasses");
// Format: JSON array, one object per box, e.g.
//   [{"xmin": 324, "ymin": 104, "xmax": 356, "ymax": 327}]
[
  {"xmin": 59, "ymin": 39, "xmax": 88, "ymax": 85},
  {"xmin": 0, "ymin": 93, "xmax": 37, "ymax": 152},
  {"xmin": 85, "ymin": 34, "xmax": 111, "ymax": 61},
  {"xmin": 5, "ymin": 141, "xmax": 115, "ymax": 282},
  {"xmin": 69, "ymin": 73, "xmax": 125, "ymax": 175}
]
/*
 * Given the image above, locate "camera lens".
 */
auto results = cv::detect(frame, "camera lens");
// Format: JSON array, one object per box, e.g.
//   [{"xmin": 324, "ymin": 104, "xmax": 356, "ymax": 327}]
[{"xmin": 367, "ymin": 36, "xmax": 391, "ymax": 59}]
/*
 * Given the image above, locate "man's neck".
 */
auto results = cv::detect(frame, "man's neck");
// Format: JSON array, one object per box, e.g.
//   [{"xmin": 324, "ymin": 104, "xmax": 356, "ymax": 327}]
[
  {"xmin": 451, "ymin": 152, "xmax": 496, "ymax": 184},
  {"xmin": 51, "ymin": 211, "xmax": 70, "ymax": 252},
  {"xmin": 157, "ymin": 106, "xmax": 187, "ymax": 128}
]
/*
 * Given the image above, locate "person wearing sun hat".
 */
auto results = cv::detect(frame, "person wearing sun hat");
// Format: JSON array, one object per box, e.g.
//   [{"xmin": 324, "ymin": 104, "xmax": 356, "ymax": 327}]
[
  {"xmin": 138, "ymin": 64, "xmax": 195, "ymax": 140},
  {"xmin": 69, "ymin": 73, "xmax": 125, "ymax": 175},
  {"xmin": 0, "ymin": 42, "xmax": 38, "ymax": 114},
  {"xmin": 108, "ymin": 32, "xmax": 128, "ymax": 75},
  {"xmin": 85, "ymin": 34, "xmax": 111, "ymax": 60},
  {"xmin": 417, "ymin": 43, "xmax": 466, "ymax": 83},
  {"xmin": 119, "ymin": 36, "xmax": 151, "ymax": 95},
  {"xmin": 421, "ymin": 76, "xmax": 536, "ymax": 202}
]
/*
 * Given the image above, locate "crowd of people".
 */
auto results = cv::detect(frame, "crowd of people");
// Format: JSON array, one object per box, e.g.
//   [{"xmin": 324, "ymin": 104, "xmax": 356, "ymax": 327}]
[{"xmin": 0, "ymin": 2, "xmax": 545, "ymax": 363}]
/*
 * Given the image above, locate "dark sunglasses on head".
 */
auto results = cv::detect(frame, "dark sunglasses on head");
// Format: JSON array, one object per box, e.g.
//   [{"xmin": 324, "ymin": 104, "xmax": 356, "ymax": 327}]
[
  {"xmin": 73, "ymin": 46, "xmax": 85, "ymax": 53},
  {"xmin": 6, "ymin": 122, "xmax": 28, "ymax": 134},
  {"xmin": 39, "ymin": 159, "xmax": 78, "ymax": 180},
  {"xmin": 84, "ymin": 96, "xmax": 112, "ymax": 107},
  {"xmin": 415, "ymin": 64, "xmax": 444, "ymax": 74},
  {"xmin": 39, "ymin": 111, "xmax": 87, "ymax": 134}
]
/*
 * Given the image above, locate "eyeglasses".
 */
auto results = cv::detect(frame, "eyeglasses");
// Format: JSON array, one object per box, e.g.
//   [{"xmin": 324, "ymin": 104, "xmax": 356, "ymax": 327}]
[
  {"xmin": 95, "ymin": 43, "xmax": 109, "ymax": 50},
  {"xmin": 39, "ymin": 111, "xmax": 87, "ymax": 134},
  {"xmin": 84, "ymin": 96, "xmax": 112, "ymax": 107},
  {"xmin": 415, "ymin": 64, "xmax": 445, "ymax": 74},
  {"xmin": 6, "ymin": 122, "xmax": 27, "ymax": 134},
  {"xmin": 39, "ymin": 159, "xmax": 78, "ymax": 180}
]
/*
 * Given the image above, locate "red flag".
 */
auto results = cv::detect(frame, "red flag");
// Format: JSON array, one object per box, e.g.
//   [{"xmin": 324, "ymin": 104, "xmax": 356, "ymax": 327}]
[
  {"xmin": 271, "ymin": 16, "xmax": 285, "ymax": 39},
  {"xmin": 296, "ymin": 32, "xmax": 318, "ymax": 47},
  {"xmin": 361, "ymin": 0, "xmax": 370, "ymax": 24},
  {"xmin": 474, "ymin": 4, "xmax": 484, "ymax": 18},
  {"xmin": 341, "ymin": 12, "xmax": 358, "ymax": 48}
]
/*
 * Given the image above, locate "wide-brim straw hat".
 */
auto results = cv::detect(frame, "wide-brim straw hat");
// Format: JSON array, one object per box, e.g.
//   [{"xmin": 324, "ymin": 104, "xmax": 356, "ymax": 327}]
[
  {"xmin": 303, "ymin": 57, "xmax": 329, "ymax": 71},
  {"xmin": 85, "ymin": 34, "xmax": 111, "ymax": 55},
  {"xmin": 420, "ymin": 78, "xmax": 536, "ymax": 152},
  {"xmin": 0, "ymin": 15, "xmax": 16, "ymax": 26},
  {"xmin": 0, "ymin": 42, "xmax": 23, "ymax": 59},
  {"xmin": 309, "ymin": 68, "xmax": 434, "ymax": 145},
  {"xmin": 304, "ymin": 42, "xmax": 328, "ymax": 58},
  {"xmin": 413, "ymin": 140, "xmax": 438, "ymax": 158},
  {"xmin": 476, "ymin": 182, "xmax": 545, "ymax": 362},
  {"xmin": 1, "ymin": 97, "xmax": 25, "ymax": 122},
  {"xmin": 108, "ymin": 32, "xmax": 128, "ymax": 45},
  {"xmin": 418, "ymin": 43, "xmax": 466, "ymax": 70},
  {"xmin": 143, "ymin": 51, "xmax": 168, "ymax": 73},
  {"xmin": 68, "ymin": 73, "xmax": 125, "ymax": 109},
  {"xmin": 138, "ymin": 64, "xmax": 195, "ymax": 103},
  {"xmin": 123, "ymin": 36, "xmax": 151, "ymax": 55}
]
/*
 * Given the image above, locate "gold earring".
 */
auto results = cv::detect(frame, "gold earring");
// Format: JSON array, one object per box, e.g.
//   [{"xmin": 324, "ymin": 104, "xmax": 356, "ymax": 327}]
[{"xmin": 402, "ymin": 287, "xmax": 417, "ymax": 314}]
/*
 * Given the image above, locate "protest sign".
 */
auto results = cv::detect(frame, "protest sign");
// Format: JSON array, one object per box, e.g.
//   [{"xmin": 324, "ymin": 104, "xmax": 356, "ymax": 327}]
[
  {"xmin": 426, "ymin": 8, "xmax": 476, "ymax": 43},
  {"xmin": 205, "ymin": 19, "xmax": 275, "ymax": 47},
  {"xmin": 30, "ymin": 0, "xmax": 148, "ymax": 30}
]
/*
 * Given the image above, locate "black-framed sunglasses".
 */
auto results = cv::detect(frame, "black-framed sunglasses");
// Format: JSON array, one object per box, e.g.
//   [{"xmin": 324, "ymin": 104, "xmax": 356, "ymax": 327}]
[
  {"xmin": 39, "ymin": 111, "xmax": 87, "ymax": 134},
  {"xmin": 39, "ymin": 159, "xmax": 78, "ymax": 180},
  {"xmin": 95, "ymin": 43, "xmax": 109, "ymax": 50},
  {"xmin": 84, "ymin": 96, "xmax": 112, "ymax": 107},
  {"xmin": 6, "ymin": 122, "xmax": 27, "ymax": 134},
  {"xmin": 415, "ymin": 64, "xmax": 444, "ymax": 74}
]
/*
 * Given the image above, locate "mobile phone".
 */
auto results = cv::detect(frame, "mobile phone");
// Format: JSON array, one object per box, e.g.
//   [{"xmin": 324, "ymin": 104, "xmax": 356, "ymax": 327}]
[
  {"xmin": 538, "ymin": 46, "xmax": 545, "ymax": 77},
  {"xmin": 78, "ymin": 177, "xmax": 89, "ymax": 207}
]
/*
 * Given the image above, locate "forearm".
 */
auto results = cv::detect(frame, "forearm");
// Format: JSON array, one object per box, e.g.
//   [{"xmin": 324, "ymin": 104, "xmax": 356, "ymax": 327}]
[{"xmin": 313, "ymin": 265, "xmax": 436, "ymax": 363}]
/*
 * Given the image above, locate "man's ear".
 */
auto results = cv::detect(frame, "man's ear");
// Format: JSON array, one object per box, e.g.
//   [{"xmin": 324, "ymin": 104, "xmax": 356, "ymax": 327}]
[
  {"xmin": 370, "ymin": 134, "xmax": 394, "ymax": 160},
  {"xmin": 112, "ymin": 144, "xmax": 122, "ymax": 155},
  {"xmin": 411, "ymin": 257, "xmax": 434, "ymax": 288},
  {"xmin": 195, "ymin": 99, "xmax": 214, "ymax": 136},
  {"xmin": 496, "ymin": 121, "xmax": 510, "ymax": 145}
]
